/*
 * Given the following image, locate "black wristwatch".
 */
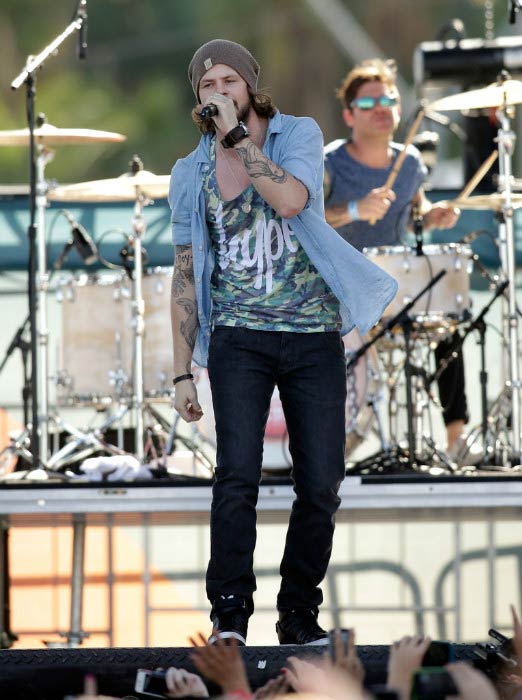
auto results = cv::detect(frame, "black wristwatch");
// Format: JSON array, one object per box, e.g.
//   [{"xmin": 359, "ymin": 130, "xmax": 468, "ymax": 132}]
[{"xmin": 221, "ymin": 121, "xmax": 249, "ymax": 149}]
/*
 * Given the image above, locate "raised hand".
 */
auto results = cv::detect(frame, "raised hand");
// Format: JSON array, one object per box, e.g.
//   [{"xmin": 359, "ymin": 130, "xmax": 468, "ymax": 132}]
[
  {"xmin": 189, "ymin": 630, "xmax": 251, "ymax": 695},
  {"xmin": 387, "ymin": 635, "xmax": 431, "ymax": 700}
]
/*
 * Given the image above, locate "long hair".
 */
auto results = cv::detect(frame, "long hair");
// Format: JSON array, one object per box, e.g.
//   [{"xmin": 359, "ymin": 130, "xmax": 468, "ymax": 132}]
[{"xmin": 191, "ymin": 89, "xmax": 277, "ymax": 135}]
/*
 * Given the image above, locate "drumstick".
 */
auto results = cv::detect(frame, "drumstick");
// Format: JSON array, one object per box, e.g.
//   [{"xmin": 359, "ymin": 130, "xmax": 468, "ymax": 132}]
[
  {"xmin": 456, "ymin": 149, "xmax": 498, "ymax": 200},
  {"xmin": 369, "ymin": 109, "xmax": 425, "ymax": 225}
]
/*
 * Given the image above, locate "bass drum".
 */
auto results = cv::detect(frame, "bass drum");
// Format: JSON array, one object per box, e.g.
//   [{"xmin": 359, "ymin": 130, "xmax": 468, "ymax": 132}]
[{"xmin": 194, "ymin": 328, "xmax": 381, "ymax": 470}]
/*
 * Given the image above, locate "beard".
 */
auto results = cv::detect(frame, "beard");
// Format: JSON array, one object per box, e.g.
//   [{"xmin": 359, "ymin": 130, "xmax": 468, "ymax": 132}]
[{"xmin": 237, "ymin": 100, "xmax": 252, "ymax": 123}]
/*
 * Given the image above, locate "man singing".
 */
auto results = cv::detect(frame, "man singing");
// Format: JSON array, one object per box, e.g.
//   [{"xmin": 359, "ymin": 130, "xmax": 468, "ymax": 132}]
[{"xmin": 169, "ymin": 40, "xmax": 397, "ymax": 645}]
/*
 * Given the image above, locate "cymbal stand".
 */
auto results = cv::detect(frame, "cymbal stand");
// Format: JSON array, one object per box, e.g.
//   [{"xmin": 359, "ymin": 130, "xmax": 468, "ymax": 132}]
[
  {"xmin": 35, "ymin": 143, "xmax": 54, "ymax": 463},
  {"xmin": 496, "ymin": 97, "xmax": 522, "ymax": 462},
  {"xmin": 130, "ymin": 193, "xmax": 147, "ymax": 461}
]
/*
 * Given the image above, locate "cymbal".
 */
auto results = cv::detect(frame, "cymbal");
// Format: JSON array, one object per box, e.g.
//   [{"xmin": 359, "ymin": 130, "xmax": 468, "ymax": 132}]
[
  {"xmin": 449, "ymin": 192, "xmax": 522, "ymax": 211},
  {"xmin": 0, "ymin": 123, "xmax": 126, "ymax": 146},
  {"xmin": 48, "ymin": 170, "xmax": 170, "ymax": 202},
  {"xmin": 428, "ymin": 79, "xmax": 522, "ymax": 112}
]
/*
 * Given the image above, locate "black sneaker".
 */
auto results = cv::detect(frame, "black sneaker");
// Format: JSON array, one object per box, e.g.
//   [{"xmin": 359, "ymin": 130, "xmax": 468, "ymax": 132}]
[
  {"xmin": 276, "ymin": 608, "xmax": 329, "ymax": 645},
  {"xmin": 209, "ymin": 595, "xmax": 249, "ymax": 646}
]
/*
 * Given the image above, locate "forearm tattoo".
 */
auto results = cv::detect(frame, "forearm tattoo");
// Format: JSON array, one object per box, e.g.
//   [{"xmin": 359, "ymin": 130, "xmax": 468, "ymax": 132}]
[
  {"xmin": 176, "ymin": 297, "xmax": 198, "ymax": 350},
  {"xmin": 171, "ymin": 244, "xmax": 198, "ymax": 351},
  {"xmin": 235, "ymin": 141, "xmax": 288, "ymax": 183},
  {"xmin": 171, "ymin": 244, "xmax": 194, "ymax": 297}
]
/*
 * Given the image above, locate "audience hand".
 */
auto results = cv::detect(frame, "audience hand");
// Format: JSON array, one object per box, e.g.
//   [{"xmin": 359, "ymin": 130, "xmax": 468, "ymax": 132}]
[
  {"xmin": 189, "ymin": 630, "xmax": 251, "ymax": 695},
  {"xmin": 330, "ymin": 628, "xmax": 365, "ymax": 685},
  {"xmin": 446, "ymin": 662, "xmax": 499, "ymax": 700},
  {"xmin": 284, "ymin": 654, "xmax": 365, "ymax": 700},
  {"xmin": 165, "ymin": 667, "xmax": 209, "ymax": 698},
  {"xmin": 253, "ymin": 673, "xmax": 290, "ymax": 700},
  {"xmin": 387, "ymin": 635, "xmax": 431, "ymax": 700}
]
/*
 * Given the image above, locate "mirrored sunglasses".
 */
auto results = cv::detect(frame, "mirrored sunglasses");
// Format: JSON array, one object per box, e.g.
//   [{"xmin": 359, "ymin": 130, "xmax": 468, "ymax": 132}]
[{"xmin": 350, "ymin": 95, "xmax": 398, "ymax": 110}]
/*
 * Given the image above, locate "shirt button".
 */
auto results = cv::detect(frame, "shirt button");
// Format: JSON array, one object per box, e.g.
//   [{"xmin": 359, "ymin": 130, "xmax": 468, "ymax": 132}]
[
  {"xmin": 198, "ymin": 245, "xmax": 203, "ymax": 251},
  {"xmin": 202, "ymin": 165, "xmax": 209, "ymax": 172}
]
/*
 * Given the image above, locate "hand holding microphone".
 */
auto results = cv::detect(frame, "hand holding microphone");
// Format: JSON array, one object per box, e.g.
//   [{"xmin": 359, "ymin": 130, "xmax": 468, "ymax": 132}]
[
  {"xmin": 198, "ymin": 94, "xmax": 238, "ymax": 134},
  {"xmin": 200, "ymin": 103, "xmax": 218, "ymax": 119}
]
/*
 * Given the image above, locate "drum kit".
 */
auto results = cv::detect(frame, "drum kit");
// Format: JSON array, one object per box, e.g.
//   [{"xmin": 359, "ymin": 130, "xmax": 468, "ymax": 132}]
[{"xmin": 2, "ymin": 73, "xmax": 522, "ymax": 477}]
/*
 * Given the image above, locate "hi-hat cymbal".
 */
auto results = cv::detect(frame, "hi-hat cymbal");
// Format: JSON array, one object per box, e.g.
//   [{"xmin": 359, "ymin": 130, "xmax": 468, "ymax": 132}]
[
  {"xmin": 0, "ymin": 123, "xmax": 126, "ymax": 146},
  {"xmin": 48, "ymin": 170, "xmax": 170, "ymax": 202},
  {"xmin": 428, "ymin": 79, "xmax": 522, "ymax": 112},
  {"xmin": 448, "ymin": 192, "xmax": 522, "ymax": 211}
]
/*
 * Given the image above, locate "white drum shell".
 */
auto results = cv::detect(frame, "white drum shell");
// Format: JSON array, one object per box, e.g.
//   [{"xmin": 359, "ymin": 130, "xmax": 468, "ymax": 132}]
[{"xmin": 364, "ymin": 244, "xmax": 472, "ymax": 325}]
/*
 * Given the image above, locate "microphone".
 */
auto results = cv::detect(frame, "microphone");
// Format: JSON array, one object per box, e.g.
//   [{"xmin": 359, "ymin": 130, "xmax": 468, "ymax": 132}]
[
  {"xmin": 77, "ymin": 0, "xmax": 88, "ymax": 59},
  {"xmin": 62, "ymin": 210, "xmax": 98, "ymax": 265},
  {"xmin": 200, "ymin": 104, "xmax": 218, "ymax": 119}
]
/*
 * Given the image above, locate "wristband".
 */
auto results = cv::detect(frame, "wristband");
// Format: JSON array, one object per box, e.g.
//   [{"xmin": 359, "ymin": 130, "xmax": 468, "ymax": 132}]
[
  {"xmin": 173, "ymin": 373, "xmax": 194, "ymax": 386},
  {"xmin": 347, "ymin": 200, "xmax": 359, "ymax": 221}
]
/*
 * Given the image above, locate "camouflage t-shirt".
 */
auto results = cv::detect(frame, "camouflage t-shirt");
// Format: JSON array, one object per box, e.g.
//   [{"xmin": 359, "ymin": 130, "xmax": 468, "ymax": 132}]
[{"xmin": 204, "ymin": 137, "xmax": 340, "ymax": 332}]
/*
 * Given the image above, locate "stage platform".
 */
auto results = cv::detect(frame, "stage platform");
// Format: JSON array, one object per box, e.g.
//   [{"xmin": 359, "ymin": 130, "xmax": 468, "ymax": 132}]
[
  {"xmin": 0, "ymin": 643, "xmax": 478, "ymax": 700},
  {"xmin": 1, "ymin": 473, "xmax": 522, "ymax": 526}
]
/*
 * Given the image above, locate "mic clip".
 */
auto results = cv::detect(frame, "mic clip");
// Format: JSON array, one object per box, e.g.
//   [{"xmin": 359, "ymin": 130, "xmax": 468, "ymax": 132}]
[{"xmin": 412, "ymin": 203, "xmax": 424, "ymax": 257}]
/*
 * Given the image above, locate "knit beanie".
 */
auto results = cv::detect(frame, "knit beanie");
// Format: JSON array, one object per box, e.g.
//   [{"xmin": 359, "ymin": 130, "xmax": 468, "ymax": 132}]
[{"xmin": 188, "ymin": 39, "xmax": 260, "ymax": 99}]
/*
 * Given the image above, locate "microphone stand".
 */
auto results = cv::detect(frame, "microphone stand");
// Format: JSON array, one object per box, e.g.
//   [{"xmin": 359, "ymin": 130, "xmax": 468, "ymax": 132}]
[
  {"xmin": 0, "ymin": 315, "xmax": 31, "ymax": 430},
  {"xmin": 347, "ymin": 269, "xmax": 447, "ymax": 472},
  {"xmin": 10, "ymin": 6, "xmax": 87, "ymax": 469}
]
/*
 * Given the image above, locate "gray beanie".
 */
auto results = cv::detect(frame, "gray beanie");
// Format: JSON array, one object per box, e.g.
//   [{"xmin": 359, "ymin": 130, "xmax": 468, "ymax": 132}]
[{"xmin": 188, "ymin": 39, "xmax": 260, "ymax": 99}]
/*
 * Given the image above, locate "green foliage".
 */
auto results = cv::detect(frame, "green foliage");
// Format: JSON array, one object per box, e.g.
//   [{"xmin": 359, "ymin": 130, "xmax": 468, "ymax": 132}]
[{"xmin": 0, "ymin": 0, "xmax": 511, "ymax": 184}]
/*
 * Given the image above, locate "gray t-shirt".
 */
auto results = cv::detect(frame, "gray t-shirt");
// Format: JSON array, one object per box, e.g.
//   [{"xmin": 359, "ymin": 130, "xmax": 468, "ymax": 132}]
[{"xmin": 324, "ymin": 139, "xmax": 426, "ymax": 252}]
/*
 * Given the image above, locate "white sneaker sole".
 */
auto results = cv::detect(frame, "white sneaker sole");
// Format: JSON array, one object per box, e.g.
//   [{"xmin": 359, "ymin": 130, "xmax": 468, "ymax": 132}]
[{"xmin": 208, "ymin": 630, "xmax": 246, "ymax": 645}]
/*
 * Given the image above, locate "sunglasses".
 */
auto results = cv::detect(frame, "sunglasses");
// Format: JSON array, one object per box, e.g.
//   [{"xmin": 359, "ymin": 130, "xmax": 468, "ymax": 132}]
[{"xmin": 350, "ymin": 95, "xmax": 398, "ymax": 110}]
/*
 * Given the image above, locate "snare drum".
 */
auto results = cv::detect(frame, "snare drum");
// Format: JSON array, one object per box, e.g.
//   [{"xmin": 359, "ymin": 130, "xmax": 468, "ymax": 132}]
[
  {"xmin": 364, "ymin": 244, "xmax": 473, "ymax": 329},
  {"xmin": 55, "ymin": 272, "xmax": 131, "ymax": 404}
]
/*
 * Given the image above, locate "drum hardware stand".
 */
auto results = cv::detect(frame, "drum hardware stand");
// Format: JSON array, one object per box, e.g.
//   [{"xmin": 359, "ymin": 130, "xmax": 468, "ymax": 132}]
[
  {"xmin": 494, "ymin": 81, "xmax": 522, "ymax": 464},
  {"xmin": 348, "ymin": 270, "xmax": 447, "ymax": 474},
  {"xmin": 11, "ymin": 3, "xmax": 88, "ymax": 470},
  {"xmin": 426, "ymin": 279, "xmax": 509, "ymax": 470}
]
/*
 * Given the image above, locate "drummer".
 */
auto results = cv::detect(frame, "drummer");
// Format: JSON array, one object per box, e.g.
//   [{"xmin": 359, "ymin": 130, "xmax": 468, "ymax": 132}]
[{"xmin": 324, "ymin": 58, "xmax": 466, "ymax": 454}]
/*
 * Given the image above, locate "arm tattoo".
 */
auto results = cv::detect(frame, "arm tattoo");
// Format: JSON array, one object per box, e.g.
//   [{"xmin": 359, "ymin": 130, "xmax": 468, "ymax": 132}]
[
  {"xmin": 171, "ymin": 244, "xmax": 194, "ymax": 299},
  {"xmin": 235, "ymin": 141, "xmax": 288, "ymax": 183},
  {"xmin": 176, "ymin": 298, "xmax": 198, "ymax": 350}
]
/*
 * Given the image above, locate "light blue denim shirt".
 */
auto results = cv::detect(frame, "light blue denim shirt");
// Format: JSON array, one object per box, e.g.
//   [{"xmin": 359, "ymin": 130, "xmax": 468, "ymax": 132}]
[{"xmin": 168, "ymin": 111, "xmax": 398, "ymax": 367}]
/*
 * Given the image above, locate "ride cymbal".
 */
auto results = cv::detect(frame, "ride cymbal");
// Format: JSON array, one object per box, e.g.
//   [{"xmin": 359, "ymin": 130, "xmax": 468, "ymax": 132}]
[
  {"xmin": 0, "ymin": 123, "xmax": 126, "ymax": 146},
  {"xmin": 428, "ymin": 79, "xmax": 522, "ymax": 112},
  {"xmin": 48, "ymin": 170, "xmax": 170, "ymax": 202}
]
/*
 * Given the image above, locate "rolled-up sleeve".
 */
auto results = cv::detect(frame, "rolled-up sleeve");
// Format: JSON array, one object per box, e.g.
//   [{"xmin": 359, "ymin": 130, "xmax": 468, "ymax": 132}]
[
  {"xmin": 279, "ymin": 117, "xmax": 324, "ymax": 210},
  {"xmin": 168, "ymin": 160, "xmax": 192, "ymax": 247}
]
